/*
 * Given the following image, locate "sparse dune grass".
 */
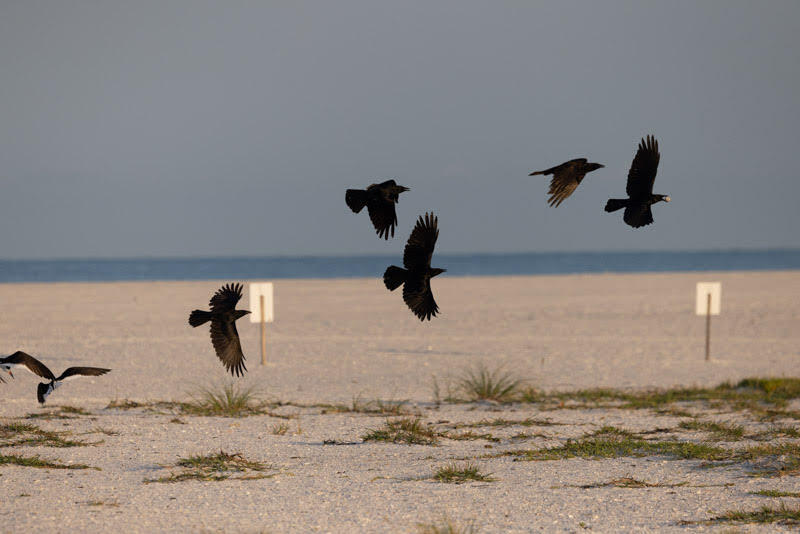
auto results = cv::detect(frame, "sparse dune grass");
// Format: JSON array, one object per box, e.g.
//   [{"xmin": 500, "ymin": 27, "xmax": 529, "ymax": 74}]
[
  {"xmin": 696, "ymin": 503, "xmax": 800, "ymax": 525},
  {"xmin": 751, "ymin": 489, "xmax": 800, "ymax": 497},
  {"xmin": 0, "ymin": 453, "xmax": 95, "ymax": 470},
  {"xmin": 455, "ymin": 363, "xmax": 524, "ymax": 402},
  {"xmin": 182, "ymin": 382, "xmax": 265, "ymax": 417},
  {"xmin": 679, "ymin": 420, "xmax": 745, "ymax": 441},
  {"xmin": 26, "ymin": 405, "xmax": 92, "ymax": 419},
  {"xmin": 362, "ymin": 418, "xmax": 438, "ymax": 445},
  {"xmin": 417, "ymin": 516, "xmax": 479, "ymax": 534},
  {"xmin": 576, "ymin": 477, "xmax": 688, "ymax": 489},
  {"xmin": 318, "ymin": 396, "xmax": 413, "ymax": 416},
  {"xmin": 0, "ymin": 422, "xmax": 94, "ymax": 448},
  {"xmin": 433, "ymin": 462, "xmax": 494, "ymax": 483},
  {"xmin": 146, "ymin": 451, "xmax": 274, "ymax": 483},
  {"xmin": 490, "ymin": 426, "xmax": 731, "ymax": 462}
]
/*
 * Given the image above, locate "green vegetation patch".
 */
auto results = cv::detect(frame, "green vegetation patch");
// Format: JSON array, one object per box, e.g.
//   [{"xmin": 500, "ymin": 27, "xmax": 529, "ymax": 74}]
[
  {"xmin": 577, "ymin": 477, "xmax": 688, "ymax": 489},
  {"xmin": 0, "ymin": 422, "xmax": 93, "ymax": 448},
  {"xmin": 454, "ymin": 364, "xmax": 524, "ymax": 403},
  {"xmin": 432, "ymin": 462, "xmax": 494, "ymax": 483},
  {"xmin": 0, "ymin": 453, "xmax": 95, "ymax": 470},
  {"xmin": 363, "ymin": 418, "xmax": 438, "ymax": 445},
  {"xmin": 751, "ymin": 490, "xmax": 800, "ymax": 498},
  {"xmin": 417, "ymin": 517, "xmax": 479, "ymax": 534},
  {"xmin": 701, "ymin": 503, "xmax": 800, "ymax": 525},
  {"xmin": 678, "ymin": 420, "xmax": 745, "ymax": 441},
  {"xmin": 26, "ymin": 405, "xmax": 92, "ymax": 419},
  {"xmin": 491, "ymin": 426, "xmax": 731, "ymax": 462},
  {"xmin": 145, "ymin": 451, "xmax": 274, "ymax": 483},
  {"xmin": 318, "ymin": 396, "xmax": 413, "ymax": 416}
]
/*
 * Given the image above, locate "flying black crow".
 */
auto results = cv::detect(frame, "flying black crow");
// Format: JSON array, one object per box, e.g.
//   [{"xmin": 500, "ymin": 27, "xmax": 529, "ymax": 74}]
[
  {"xmin": 189, "ymin": 283, "xmax": 250, "ymax": 377},
  {"xmin": 530, "ymin": 158, "xmax": 604, "ymax": 207},
  {"xmin": 383, "ymin": 212, "xmax": 446, "ymax": 321},
  {"xmin": 346, "ymin": 179, "xmax": 410, "ymax": 239},
  {"xmin": 605, "ymin": 135, "xmax": 670, "ymax": 227},
  {"xmin": 0, "ymin": 351, "xmax": 110, "ymax": 404}
]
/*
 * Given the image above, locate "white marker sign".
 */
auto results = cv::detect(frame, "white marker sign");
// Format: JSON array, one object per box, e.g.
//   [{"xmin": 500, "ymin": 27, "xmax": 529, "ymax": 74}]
[
  {"xmin": 695, "ymin": 282, "xmax": 721, "ymax": 316},
  {"xmin": 249, "ymin": 283, "xmax": 274, "ymax": 323}
]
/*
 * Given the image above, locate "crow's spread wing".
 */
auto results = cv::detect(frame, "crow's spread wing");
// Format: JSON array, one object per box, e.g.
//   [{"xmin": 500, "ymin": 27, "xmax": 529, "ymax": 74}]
[
  {"xmin": 531, "ymin": 158, "xmax": 586, "ymax": 177},
  {"xmin": 57, "ymin": 367, "xmax": 111, "ymax": 381},
  {"xmin": 402, "ymin": 213, "xmax": 438, "ymax": 270},
  {"xmin": 209, "ymin": 283, "xmax": 243, "ymax": 312},
  {"xmin": 626, "ymin": 136, "xmax": 660, "ymax": 199},
  {"xmin": 210, "ymin": 315, "xmax": 247, "ymax": 377},
  {"xmin": 4, "ymin": 351, "xmax": 56, "ymax": 380},
  {"xmin": 366, "ymin": 196, "xmax": 398, "ymax": 239},
  {"xmin": 402, "ymin": 276, "xmax": 439, "ymax": 321},
  {"xmin": 531, "ymin": 159, "xmax": 589, "ymax": 207}
]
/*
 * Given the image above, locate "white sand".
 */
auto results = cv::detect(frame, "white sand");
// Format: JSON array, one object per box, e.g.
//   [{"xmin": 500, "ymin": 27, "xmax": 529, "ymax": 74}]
[{"xmin": 0, "ymin": 271, "xmax": 798, "ymax": 532}]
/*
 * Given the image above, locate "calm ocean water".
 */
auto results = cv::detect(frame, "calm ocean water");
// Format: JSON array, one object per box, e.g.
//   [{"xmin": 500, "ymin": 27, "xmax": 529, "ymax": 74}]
[{"xmin": 0, "ymin": 250, "xmax": 798, "ymax": 283}]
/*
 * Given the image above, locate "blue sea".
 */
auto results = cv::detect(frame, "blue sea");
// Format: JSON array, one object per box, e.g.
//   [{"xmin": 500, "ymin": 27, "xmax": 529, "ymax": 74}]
[{"xmin": 0, "ymin": 250, "xmax": 798, "ymax": 283}]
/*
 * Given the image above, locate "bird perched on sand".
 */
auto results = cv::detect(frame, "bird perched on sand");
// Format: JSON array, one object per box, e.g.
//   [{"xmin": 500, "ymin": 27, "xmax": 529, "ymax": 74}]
[
  {"xmin": 605, "ymin": 135, "xmax": 670, "ymax": 227},
  {"xmin": 0, "ymin": 351, "xmax": 110, "ymax": 404},
  {"xmin": 529, "ymin": 158, "xmax": 604, "ymax": 207},
  {"xmin": 383, "ymin": 212, "xmax": 445, "ymax": 321},
  {"xmin": 346, "ymin": 179, "xmax": 410, "ymax": 239},
  {"xmin": 189, "ymin": 283, "xmax": 250, "ymax": 377}
]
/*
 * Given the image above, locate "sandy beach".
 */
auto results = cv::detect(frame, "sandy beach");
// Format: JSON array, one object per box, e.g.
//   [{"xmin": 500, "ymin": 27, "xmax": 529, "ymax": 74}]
[{"xmin": 1, "ymin": 271, "xmax": 799, "ymax": 532}]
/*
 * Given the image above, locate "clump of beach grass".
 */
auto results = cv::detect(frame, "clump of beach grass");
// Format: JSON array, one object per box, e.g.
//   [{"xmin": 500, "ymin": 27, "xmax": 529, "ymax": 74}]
[
  {"xmin": 455, "ymin": 363, "xmax": 524, "ymax": 403},
  {"xmin": 750, "ymin": 490, "xmax": 800, "ymax": 498},
  {"xmin": 702, "ymin": 503, "xmax": 800, "ymax": 525},
  {"xmin": 362, "ymin": 418, "xmax": 438, "ymax": 445},
  {"xmin": 145, "ymin": 451, "xmax": 274, "ymax": 483},
  {"xmin": 576, "ymin": 477, "xmax": 688, "ymax": 489},
  {"xmin": 433, "ymin": 462, "xmax": 494, "ymax": 484},
  {"xmin": 417, "ymin": 516, "xmax": 479, "ymax": 534},
  {"xmin": 0, "ymin": 422, "xmax": 93, "ymax": 448},
  {"xmin": 679, "ymin": 420, "xmax": 746, "ymax": 441},
  {"xmin": 182, "ymin": 382, "xmax": 266, "ymax": 417},
  {"xmin": 318, "ymin": 396, "xmax": 413, "ymax": 416},
  {"xmin": 0, "ymin": 453, "xmax": 95, "ymax": 470},
  {"xmin": 271, "ymin": 422, "xmax": 290, "ymax": 435},
  {"xmin": 26, "ymin": 405, "xmax": 92, "ymax": 419},
  {"xmin": 489, "ymin": 426, "xmax": 731, "ymax": 462}
]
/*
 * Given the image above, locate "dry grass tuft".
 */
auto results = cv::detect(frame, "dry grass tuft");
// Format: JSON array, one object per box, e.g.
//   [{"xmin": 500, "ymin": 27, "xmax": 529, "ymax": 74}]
[
  {"xmin": 145, "ymin": 451, "xmax": 274, "ymax": 483},
  {"xmin": 362, "ymin": 418, "xmax": 438, "ymax": 445}
]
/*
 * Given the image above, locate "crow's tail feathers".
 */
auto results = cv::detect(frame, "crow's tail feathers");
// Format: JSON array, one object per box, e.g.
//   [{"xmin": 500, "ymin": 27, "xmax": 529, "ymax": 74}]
[
  {"xmin": 37, "ymin": 382, "xmax": 51, "ymax": 404},
  {"xmin": 345, "ymin": 189, "xmax": 368, "ymax": 213},
  {"xmin": 189, "ymin": 310, "xmax": 213, "ymax": 327},
  {"xmin": 604, "ymin": 199, "xmax": 628, "ymax": 213},
  {"xmin": 383, "ymin": 266, "xmax": 407, "ymax": 291}
]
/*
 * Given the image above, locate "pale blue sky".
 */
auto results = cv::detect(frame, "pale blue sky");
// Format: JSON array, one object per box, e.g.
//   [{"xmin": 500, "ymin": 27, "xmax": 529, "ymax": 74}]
[{"xmin": 1, "ymin": 1, "xmax": 798, "ymax": 259}]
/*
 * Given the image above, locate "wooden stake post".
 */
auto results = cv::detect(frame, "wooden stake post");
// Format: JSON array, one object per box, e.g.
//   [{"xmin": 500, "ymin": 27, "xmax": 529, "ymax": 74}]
[
  {"xmin": 695, "ymin": 282, "xmax": 721, "ymax": 361},
  {"xmin": 260, "ymin": 295, "xmax": 266, "ymax": 365},
  {"xmin": 249, "ymin": 283, "xmax": 274, "ymax": 365}
]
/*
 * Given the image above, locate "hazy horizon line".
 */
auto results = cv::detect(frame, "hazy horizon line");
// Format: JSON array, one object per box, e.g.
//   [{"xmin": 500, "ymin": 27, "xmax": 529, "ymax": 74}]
[{"xmin": 1, "ymin": 247, "xmax": 798, "ymax": 263}]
